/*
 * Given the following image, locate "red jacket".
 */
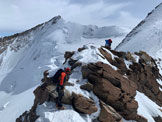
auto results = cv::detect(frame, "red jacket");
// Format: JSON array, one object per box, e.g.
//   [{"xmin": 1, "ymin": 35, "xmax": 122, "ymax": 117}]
[{"xmin": 59, "ymin": 72, "xmax": 66, "ymax": 86}]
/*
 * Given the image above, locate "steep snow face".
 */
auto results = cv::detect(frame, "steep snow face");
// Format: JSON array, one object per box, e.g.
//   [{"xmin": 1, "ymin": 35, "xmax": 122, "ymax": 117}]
[
  {"xmin": 116, "ymin": 3, "xmax": 162, "ymax": 58},
  {"xmin": 135, "ymin": 91, "xmax": 162, "ymax": 122},
  {"xmin": 0, "ymin": 16, "xmax": 127, "ymax": 122}
]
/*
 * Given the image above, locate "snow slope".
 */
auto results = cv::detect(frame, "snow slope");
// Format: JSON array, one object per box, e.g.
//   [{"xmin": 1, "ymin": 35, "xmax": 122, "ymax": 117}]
[
  {"xmin": 135, "ymin": 91, "xmax": 162, "ymax": 122},
  {"xmin": 0, "ymin": 16, "xmax": 127, "ymax": 122},
  {"xmin": 116, "ymin": 3, "xmax": 162, "ymax": 59}
]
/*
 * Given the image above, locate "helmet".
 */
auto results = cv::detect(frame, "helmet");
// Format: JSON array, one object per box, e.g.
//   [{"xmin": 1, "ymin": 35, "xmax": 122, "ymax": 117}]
[
  {"xmin": 109, "ymin": 39, "xmax": 112, "ymax": 43},
  {"xmin": 65, "ymin": 67, "xmax": 71, "ymax": 72}
]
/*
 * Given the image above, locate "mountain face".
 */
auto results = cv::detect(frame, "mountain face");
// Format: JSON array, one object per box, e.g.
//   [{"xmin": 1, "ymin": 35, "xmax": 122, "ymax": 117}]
[
  {"xmin": 16, "ymin": 45, "xmax": 162, "ymax": 122},
  {"xmin": 0, "ymin": 16, "xmax": 127, "ymax": 122},
  {"xmin": 116, "ymin": 3, "xmax": 162, "ymax": 59},
  {"xmin": 0, "ymin": 15, "xmax": 127, "ymax": 94}
]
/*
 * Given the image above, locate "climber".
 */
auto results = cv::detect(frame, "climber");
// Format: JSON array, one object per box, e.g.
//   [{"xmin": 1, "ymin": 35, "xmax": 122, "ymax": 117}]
[
  {"xmin": 105, "ymin": 39, "xmax": 112, "ymax": 49},
  {"xmin": 55, "ymin": 67, "xmax": 71, "ymax": 110}
]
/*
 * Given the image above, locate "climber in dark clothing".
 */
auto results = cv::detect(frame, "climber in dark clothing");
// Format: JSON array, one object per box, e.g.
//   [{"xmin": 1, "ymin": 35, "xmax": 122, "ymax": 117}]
[
  {"xmin": 56, "ymin": 67, "xmax": 71, "ymax": 109},
  {"xmin": 105, "ymin": 39, "xmax": 112, "ymax": 49}
]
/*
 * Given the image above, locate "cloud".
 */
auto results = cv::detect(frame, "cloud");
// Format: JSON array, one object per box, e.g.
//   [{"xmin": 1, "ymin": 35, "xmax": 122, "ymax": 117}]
[{"xmin": 0, "ymin": 0, "xmax": 161, "ymax": 36}]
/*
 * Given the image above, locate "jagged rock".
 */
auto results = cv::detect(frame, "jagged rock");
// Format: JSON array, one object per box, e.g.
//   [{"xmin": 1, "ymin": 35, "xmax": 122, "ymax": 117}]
[
  {"xmin": 63, "ymin": 51, "xmax": 75, "ymax": 64},
  {"xmin": 81, "ymin": 65, "xmax": 93, "ymax": 79},
  {"xmin": 72, "ymin": 92, "xmax": 98, "ymax": 114},
  {"xmin": 125, "ymin": 99, "xmax": 138, "ymax": 113},
  {"xmin": 41, "ymin": 70, "xmax": 52, "ymax": 83},
  {"xmin": 125, "ymin": 114, "xmax": 147, "ymax": 122},
  {"xmin": 110, "ymin": 50, "xmax": 126, "ymax": 58},
  {"xmin": 113, "ymin": 57, "xmax": 127, "ymax": 72},
  {"xmin": 71, "ymin": 62, "xmax": 82, "ymax": 70},
  {"xmin": 136, "ymin": 51, "xmax": 155, "ymax": 66},
  {"xmin": 108, "ymin": 50, "xmax": 162, "ymax": 106},
  {"xmin": 80, "ymin": 82, "xmax": 93, "ymax": 92},
  {"xmin": 125, "ymin": 52, "xmax": 136, "ymax": 63},
  {"xmin": 33, "ymin": 85, "xmax": 50, "ymax": 104},
  {"xmin": 68, "ymin": 58, "xmax": 78, "ymax": 66},
  {"xmin": 78, "ymin": 47, "xmax": 86, "ymax": 52},
  {"xmin": 99, "ymin": 47, "xmax": 127, "ymax": 74},
  {"xmin": 99, "ymin": 100, "xmax": 122, "ymax": 122},
  {"xmin": 98, "ymin": 47, "xmax": 113, "ymax": 63},
  {"xmin": 82, "ymin": 61, "xmax": 138, "ymax": 120},
  {"xmin": 128, "ymin": 57, "xmax": 162, "ymax": 106},
  {"xmin": 92, "ymin": 76, "xmax": 122, "ymax": 103},
  {"xmin": 153, "ymin": 116, "xmax": 162, "ymax": 122}
]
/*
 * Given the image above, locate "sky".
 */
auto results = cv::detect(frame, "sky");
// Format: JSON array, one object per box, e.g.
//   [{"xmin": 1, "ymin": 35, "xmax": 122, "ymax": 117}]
[{"xmin": 0, "ymin": 0, "xmax": 161, "ymax": 37}]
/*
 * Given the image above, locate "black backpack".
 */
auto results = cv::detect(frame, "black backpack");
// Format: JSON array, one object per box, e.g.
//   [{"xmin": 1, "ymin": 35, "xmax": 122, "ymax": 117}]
[{"xmin": 51, "ymin": 69, "xmax": 64, "ymax": 83}]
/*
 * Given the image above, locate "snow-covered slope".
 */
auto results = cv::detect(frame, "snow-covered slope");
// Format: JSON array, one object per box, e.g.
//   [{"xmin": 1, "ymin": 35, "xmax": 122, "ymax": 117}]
[
  {"xmin": 0, "ymin": 16, "xmax": 127, "ymax": 122},
  {"xmin": 116, "ymin": 3, "xmax": 162, "ymax": 59}
]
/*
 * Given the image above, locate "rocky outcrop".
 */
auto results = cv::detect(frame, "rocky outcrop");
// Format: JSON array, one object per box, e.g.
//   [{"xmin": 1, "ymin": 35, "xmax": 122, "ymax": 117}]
[
  {"xmin": 33, "ymin": 85, "xmax": 50, "ymax": 104},
  {"xmin": 125, "ymin": 51, "xmax": 162, "ymax": 106},
  {"xmin": 99, "ymin": 100, "xmax": 122, "ymax": 122},
  {"xmin": 80, "ymin": 82, "xmax": 93, "ymax": 92},
  {"xmin": 153, "ymin": 116, "xmax": 162, "ymax": 122},
  {"xmin": 101, "ymin": 48, "xmax": 162, "ymax": 106},
  {"xmin": 72, "ymin": 92, "xmax": 98, "ymax": 114},
  {"xmin": 63, "ymin": 51, "xmax": 75, "ymax": 64},
  {"xmin": 81, "ymin": 61, "xmax": 140, "ymax": 120}
]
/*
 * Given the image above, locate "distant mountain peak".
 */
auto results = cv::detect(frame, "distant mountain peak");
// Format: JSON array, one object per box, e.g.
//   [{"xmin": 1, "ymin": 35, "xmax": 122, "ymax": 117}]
[{"xmin": 115, "ymin": 2, "xmax": 162, "ymax": 58}]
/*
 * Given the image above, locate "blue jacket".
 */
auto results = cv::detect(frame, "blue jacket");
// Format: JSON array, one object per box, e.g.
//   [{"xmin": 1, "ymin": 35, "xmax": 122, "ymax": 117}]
[{"xmin": 105, "ymin": 40, "xmax": 110, "ymax": 46}]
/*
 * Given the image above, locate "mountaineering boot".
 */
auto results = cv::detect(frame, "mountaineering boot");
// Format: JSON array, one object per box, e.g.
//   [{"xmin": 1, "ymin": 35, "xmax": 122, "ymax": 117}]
[{"xmin": 56, "ymin": 104, "xmax": 65, "ymax": 110}]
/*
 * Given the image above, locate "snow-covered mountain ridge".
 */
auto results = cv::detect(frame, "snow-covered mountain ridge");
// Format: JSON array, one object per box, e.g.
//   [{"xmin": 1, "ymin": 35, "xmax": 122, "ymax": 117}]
[
  {"xmin": 0, "ymin": 16, "xmax": 127, "ymax": 122},
  {"xmin": 0, "ymin": 15, "xmax": 127, "ymax": 94},
  {"xmin": 17, "ymin": 45, "xmax": 162, "ymax": 122},
  {"xmin": 116, "ymin": 2, "xmax": 162, "ymax": 59}
]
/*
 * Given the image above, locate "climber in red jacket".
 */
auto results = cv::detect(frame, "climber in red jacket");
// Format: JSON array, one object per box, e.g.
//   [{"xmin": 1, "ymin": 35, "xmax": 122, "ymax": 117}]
[{"xmin": 56, "ymin": 67, "xmax": 71, "ymax": 109}]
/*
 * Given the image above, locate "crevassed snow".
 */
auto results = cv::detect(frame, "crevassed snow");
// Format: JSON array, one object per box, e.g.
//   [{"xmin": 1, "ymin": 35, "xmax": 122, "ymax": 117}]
[{"xmin": 135, "ymin": 91, "xmax": 162, "ymax": 122}]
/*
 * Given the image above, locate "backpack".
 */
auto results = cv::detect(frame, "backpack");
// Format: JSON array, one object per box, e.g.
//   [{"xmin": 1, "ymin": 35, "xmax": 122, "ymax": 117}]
[{"xmin": 51, "ymin": 69, "xmax": 64, "ymax": 84}]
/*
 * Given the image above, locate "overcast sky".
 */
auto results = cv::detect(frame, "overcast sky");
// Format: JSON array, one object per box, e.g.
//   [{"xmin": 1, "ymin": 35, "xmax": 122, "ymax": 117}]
[{"xmin": 0, "ymin": 0, "xmax": 161, "ymax": 36}]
